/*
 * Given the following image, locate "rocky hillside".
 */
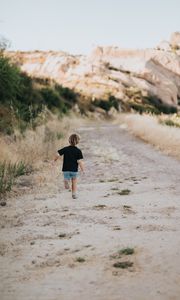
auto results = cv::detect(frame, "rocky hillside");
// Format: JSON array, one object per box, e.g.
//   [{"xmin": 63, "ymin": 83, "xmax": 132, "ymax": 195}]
[{"xmin": 8, "ymin": 32, "xmax": 180, "ymax": 111}]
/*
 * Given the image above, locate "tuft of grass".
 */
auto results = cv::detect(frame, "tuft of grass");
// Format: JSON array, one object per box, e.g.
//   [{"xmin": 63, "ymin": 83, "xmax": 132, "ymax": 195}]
[
  {"xmin": 119, "ymin": 247, "xmax": 134, "ymax": 255},
  {"xmin": 113, "ymin": 261, "xmax": 133, "ymax": 269},
  {"xmin": 118, "ymin": 189, "xmax": 131, "ymax": 195},
  {"xmin": 123, "ymin": 205, "xmax": 132, "ymax": 209},
  {"xmin": 93, "ymin": 204, "xmax": 107, "ymax": 209},
  {"xmin": 160, "ymin": 118, "xmax": 180, "ymax": 128},
  {"xmin": 58, "ymin": 233, "xmax": 66, "ymax": 238},
  {"xmin": 76, "ymin": 257, "xmax": 85, "ymax": 263},
  {"xmin": 113, "ymin": 226, "xmax": 121, "ymax": 231},
  {"xmin": 107, "ymin": 178, "xmax": 118, "ymax": 182},
  {"xmin": 0, "ymin": 161, "xmax": 31, "ymax": 197}
]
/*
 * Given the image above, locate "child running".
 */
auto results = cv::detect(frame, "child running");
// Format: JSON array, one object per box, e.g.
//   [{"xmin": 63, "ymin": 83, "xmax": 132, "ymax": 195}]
[{"xmin": 53, "ymin": 134, "xmax": 84, "ymax": 199}]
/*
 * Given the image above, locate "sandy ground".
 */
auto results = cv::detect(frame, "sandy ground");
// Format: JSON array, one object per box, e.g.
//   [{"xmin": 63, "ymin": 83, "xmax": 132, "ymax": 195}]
[{"xmin": 0, "ymin": 123, "xmax": 180, "ymax": 300}]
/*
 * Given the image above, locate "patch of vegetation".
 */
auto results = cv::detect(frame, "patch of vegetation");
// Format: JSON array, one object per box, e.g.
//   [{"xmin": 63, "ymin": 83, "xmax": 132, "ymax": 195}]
[
  {"xmin": 113, "ymin": 261, "xmax": 133, "ymax": 269},
  {"xmin": 111, "ymin": 187, "xmax": 119, "ymax": 190},
  {"xmin": 58, "ymin": 233, "xmax": 67, "ymax": 238},
  {"xmin": 113, "ymin": 226, "xmax": 121, "ymax": 231},
  {"xmin": 125, "ymin": 87, "xmax": 178, "ymax": 115},
  {"xmin": 118, "ymin": 189, "xmax": 131, "ymax": 195},
  {"xmin": 159, "ymin": 118, "xmax": 180, "ymax": 128},
  {"xmin": 93, "ymin": 95, "xmax": 120, "ymax": 112},
  {"xmin": 123, "ymin": 205, "xmax": 131, "ymax": 209},
  {"xmin": 119, "ymin": 248, "xmax": 134, "ymax": 255},
  {"xmin": 93, "ymin": 204, "xmax": 107, "ymax": 209},
  {"xmin": 56, "ymin": 132, "xmax": 64, "ymax": 140},
  {"xmin": 103, "ymin": 193, "xmax": 110, "ymax": 197},
  {"xmin": 76, "ymin": 257, "xmax": 85, "ymax": 263},
  {"xmin": 0, "ymin": 161, "xmax": 31, "ymax": 197},
  {"xmin": 0, "ymin": 43, "xmax": 78, "ymax": 134},
  {"xmin": 107, "ymin": 178, "xmax": 118, "ymax": 182}
]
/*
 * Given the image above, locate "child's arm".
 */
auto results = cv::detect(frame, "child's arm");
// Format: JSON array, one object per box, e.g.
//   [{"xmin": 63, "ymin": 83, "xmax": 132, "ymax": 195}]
[
  {"xmin": 78, "ymin": 159, "xmax": 85, "ymax": 172},
  {"xmin": 52, "ymin": 154, "xmax": 60, "ymax": 163}
]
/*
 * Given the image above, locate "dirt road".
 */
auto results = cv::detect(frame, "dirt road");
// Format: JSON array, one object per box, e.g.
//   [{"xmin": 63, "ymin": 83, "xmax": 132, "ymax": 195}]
[{"xmin": 1, "ymin": 123, "xmax": 180, "ymax": 300}]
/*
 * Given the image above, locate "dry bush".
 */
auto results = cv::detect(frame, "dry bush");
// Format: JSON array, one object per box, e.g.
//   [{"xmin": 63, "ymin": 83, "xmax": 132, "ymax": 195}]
[{"xmin": 117, "ymin": 113, "xmax": 180, "ymax": 160}]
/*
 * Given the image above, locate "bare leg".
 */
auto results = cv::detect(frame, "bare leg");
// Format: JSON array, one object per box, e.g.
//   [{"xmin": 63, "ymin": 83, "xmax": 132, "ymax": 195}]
[
  {"xmin": 72, "ymin": 178, "xmax": 77, "ymax": 195},
  {"xmin": 64, "ymin": 180, "xmax": 70, "ymax": 189}
]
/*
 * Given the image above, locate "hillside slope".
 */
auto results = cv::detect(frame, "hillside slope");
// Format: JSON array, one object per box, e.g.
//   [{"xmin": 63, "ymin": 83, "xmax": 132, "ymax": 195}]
[{"xmin": 8, "ymin": 33, "xmax": 180, "ymax": 109}]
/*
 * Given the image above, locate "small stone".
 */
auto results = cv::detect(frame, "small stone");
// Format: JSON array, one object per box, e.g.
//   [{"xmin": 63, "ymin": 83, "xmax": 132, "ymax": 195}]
[
  {"xmin": 30, "ymin": 241, "xmax": 35, "ymax": 245},
  {"xmin": 32, "ymin": 260, "xmax": 36, "ymax": 264},
  {"xmin": 0, "ymin": 202, "xmax": 7, "ymax": 207}
]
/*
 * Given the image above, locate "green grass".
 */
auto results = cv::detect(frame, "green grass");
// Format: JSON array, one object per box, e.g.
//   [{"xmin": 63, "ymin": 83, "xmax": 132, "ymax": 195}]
[
  {"xmin": 123, "ymin": 205, "xmax": 132, "ymax": 209},
  {"xmin": 76, "ymin": 257, "xmax": 85, "ymax": 263},
  {"xmin": 119, "ymin": 247, "xmax": 134, "ymax": 255},
  {"xmin": 160, "ymin": 119, "xmax": 180, "ymax": 128},
  {"xmin": 107, "ymin": 178, "xmax": 118, "ymax": 182},
  {"xmin": 113, "ymin": 261, "xmax": 133, "ymax": 269},
  {"xmin": 118, "ymin": 189, "xmax": 131, "ymax": 195},
  {"xmin": 93, "ymin": 204, "xmax": 107, "ymax": 209},
  {"xmin": 58, "ymin": 233, "xmax": 67, "ymax": 238},
  {"xmin": 111, "ymin": 247, "xmax": 135, "ymax": 259}
]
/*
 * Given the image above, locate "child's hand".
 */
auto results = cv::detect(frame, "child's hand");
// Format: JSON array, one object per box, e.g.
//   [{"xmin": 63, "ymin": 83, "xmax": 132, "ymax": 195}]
[{"xmin": 80, "ymin": 169, "xmax": 85, "ymax": 175}]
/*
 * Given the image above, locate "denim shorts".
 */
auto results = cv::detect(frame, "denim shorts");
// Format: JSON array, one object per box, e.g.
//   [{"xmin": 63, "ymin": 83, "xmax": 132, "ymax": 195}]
[{"xmin": 63, "ymin": 171, "xmax": 78, "ymax": 180}]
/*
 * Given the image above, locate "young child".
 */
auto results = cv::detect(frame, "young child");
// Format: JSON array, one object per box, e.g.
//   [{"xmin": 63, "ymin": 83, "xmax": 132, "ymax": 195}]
[{"xmin": 53, "ymin": 133, "xmax": 84, "ymax": 199}]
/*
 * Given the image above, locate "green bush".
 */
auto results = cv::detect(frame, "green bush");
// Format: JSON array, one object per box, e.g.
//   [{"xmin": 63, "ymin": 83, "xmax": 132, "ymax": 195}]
[
  {"xmin": 55, "ymin": 84, "xmax": 77, "ymax": 103},
  {"xmin": 0, "ymin": 54, "xmax": 21, "ymax": 104},
  {"xmin": 0, "ymin": 50, "xmax": 78, "ymax": 134},
  {"xmin": 93, "ymin": 96, "xmax": 120, "ymax": 112},
  {"xmin": 144, "ymin": 95, "xmax": 177, "ymax": 114}
]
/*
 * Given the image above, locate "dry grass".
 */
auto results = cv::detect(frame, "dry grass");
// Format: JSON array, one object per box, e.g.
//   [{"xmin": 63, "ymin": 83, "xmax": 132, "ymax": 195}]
[
  {"xmin": 0, "ymin": 113, "xmax": 84, "ymax": 195},
  {"xmin": 0, "ymin": 113, "xmax": 82, "ymax": 167},
  {"xmin": 116, "ymin": 113, "xmax": 180, "ymax": 160}
]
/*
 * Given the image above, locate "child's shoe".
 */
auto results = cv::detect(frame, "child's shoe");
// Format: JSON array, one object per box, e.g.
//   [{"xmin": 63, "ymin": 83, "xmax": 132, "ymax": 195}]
[{"xmin": 72, "ymin": 193, "xmax": 78, "ymax": 199}]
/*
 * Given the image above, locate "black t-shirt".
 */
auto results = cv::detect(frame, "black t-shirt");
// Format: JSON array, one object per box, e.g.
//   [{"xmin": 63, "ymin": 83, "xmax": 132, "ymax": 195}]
[{"xmin": 58, "ymin": 146, "xmax": 83, "ymax": 172}]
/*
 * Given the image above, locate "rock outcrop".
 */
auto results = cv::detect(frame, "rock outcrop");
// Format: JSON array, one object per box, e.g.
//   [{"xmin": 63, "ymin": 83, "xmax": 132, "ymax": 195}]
[
  {"xmin": 8, "ymin": 33, "xmax": 180, "ymax": 108},
  {"xmin": 170, "ymin": 32, "xmax": 180, "ymax": 48}
]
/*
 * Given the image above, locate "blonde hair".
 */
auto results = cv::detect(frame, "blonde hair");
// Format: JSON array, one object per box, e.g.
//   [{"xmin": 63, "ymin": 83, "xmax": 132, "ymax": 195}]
[{"xmin": 69, "ymin": 134, "xmax": 80, "ymax": 146}]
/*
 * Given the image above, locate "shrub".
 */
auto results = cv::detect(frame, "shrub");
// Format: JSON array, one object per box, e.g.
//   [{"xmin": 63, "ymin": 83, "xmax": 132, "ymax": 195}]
[
  {"xmin": 0, "ymin": 51, "xmax": 78, "ymax": 134},
  {"xmin": 93, "ymin": 96, "xmax": 120, "ymax": 112},
  {"xmin": 144, "ymin": 95, "xmax": 177, "ymax": 114},
  {"xmin": 55, "ymin": 84, "xmax": 77, "ymax": 104},
  {"xmin": 0, "ymin": 53, "xmax": 22, "ymax": 105}
]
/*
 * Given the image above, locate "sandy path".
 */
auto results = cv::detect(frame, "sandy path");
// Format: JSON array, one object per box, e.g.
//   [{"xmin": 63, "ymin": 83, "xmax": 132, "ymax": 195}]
[{"xmin": 0, "ymin": 123, "xmax": 180, "ymax": 300}]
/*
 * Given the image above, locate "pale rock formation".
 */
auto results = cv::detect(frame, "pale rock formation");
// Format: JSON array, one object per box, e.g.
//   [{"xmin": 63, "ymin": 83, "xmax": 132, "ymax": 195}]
[
  {"xmin": 170, "ymin": 32, "xmax": 180, "ymax": 48},
  {"xmin": 7, "ymin": 33, "xmax": 180, "ymax": 108},
  {"xmin": 156, "ymin": 40, "xmax": 171, "ymax": 51}
]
